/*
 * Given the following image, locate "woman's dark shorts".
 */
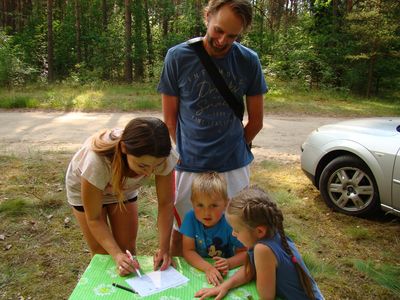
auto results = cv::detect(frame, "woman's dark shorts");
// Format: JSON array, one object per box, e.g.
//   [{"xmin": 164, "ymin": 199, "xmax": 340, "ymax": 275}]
[{"xmin": 71, "ymin": 196, "xmax": 138, "ymax": 212}]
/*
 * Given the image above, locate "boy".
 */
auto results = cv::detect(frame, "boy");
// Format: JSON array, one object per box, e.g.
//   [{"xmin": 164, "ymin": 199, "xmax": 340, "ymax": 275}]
[{"xmin": 180, "ymin": 172, "xmax": 247, "ymax": 286}]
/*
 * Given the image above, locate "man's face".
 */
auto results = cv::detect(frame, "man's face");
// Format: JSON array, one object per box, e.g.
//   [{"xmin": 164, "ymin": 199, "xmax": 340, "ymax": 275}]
[{"xmin": 204, "ymin": 4, "xmax": 244, "ymax": 57}]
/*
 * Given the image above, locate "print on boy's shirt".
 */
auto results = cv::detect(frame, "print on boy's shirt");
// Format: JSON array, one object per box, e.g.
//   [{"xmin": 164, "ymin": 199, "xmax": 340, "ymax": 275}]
[{"xmin": 195, "ymin": 235, "xmax": 232, "ymax": 258}]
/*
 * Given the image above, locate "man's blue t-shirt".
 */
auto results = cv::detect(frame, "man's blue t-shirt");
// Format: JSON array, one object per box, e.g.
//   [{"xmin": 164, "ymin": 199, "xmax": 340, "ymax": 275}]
[
  {"xmin": 248, "ymin": 234, "xmax": 324, "ymax": 300},
  {"xmin": 158, "ymin": 40, "xmax": 268, "ymax": 172},
  {"xmin": 180, "ymin": 210, "xmax": 244, "ymax": 258}
]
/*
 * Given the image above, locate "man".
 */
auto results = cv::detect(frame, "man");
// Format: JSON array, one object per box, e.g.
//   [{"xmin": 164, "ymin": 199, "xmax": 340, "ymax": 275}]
[{"xmin": 158, "ymin": 0, "xmax": 268, "ymax": 256}]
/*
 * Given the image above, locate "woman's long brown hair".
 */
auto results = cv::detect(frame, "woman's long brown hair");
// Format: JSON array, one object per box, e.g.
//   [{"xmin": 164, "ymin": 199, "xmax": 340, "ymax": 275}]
[{"xmin": 91, "ymin": 117, "xmax": 171, "ymax": 201}]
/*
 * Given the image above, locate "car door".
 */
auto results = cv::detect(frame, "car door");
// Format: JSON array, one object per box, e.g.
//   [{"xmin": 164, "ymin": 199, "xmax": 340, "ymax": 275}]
[{"xmin": 393, "ymin": 147, "xmax": 400, "ymax": 211}]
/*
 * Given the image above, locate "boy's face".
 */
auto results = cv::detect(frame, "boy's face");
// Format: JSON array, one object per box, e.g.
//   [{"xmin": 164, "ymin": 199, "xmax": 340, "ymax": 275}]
[{"xmin": 192, "ymin": 192, "xmax": 227, "ymax": 228}]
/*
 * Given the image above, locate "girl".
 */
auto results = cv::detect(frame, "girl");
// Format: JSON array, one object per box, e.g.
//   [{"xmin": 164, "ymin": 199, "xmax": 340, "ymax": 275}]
[
  {"xmin": 195, "ymin": 186, "xmax": 324, "ymax": 300},
  {"xmin": 65, "ymin": 117, "xmax": 178, "ymax": 276}
]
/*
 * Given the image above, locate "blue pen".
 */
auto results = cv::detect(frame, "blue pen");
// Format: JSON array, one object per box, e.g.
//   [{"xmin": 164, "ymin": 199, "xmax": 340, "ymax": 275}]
[{"xmin": 126, "ymin": 250, "xmax": 142, "ymax": 278}]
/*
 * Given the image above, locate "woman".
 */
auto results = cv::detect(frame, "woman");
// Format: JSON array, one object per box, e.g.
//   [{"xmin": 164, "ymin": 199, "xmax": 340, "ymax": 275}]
[{"xmin": 66, "ymin": 117, "xmax": 178, "ymax": 276}]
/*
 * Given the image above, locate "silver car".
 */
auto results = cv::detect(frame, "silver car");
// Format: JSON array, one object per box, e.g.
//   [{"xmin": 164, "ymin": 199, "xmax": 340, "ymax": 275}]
[{"xmin": 301, "ymin": 118, "xmax": 400, "ymax": 217}]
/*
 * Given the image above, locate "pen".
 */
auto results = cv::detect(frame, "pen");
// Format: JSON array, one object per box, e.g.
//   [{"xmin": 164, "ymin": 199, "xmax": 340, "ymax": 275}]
[
  {"xmin": 112, "ymin": 282, "xmax": 137, "ymax": 294},
  {"xmin": 126, "ymin": 250, "xmax": 142, "ymax": 278}
]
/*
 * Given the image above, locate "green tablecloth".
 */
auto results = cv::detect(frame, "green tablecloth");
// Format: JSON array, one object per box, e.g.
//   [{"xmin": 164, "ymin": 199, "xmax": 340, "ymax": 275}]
[{"xmin": 69, "ymin": 254, "xmax": 258, "ymax": 299}]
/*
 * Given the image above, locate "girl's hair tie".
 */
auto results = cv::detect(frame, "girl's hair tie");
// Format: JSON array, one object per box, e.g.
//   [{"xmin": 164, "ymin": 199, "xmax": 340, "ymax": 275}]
[{"xmin": 291, "ymin": 256, "xmax": 298, "ymax": 264}]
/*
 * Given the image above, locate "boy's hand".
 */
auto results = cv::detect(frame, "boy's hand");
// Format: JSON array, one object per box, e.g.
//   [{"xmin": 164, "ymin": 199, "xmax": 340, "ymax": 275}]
[
  {"xmin": 213, "ymin": 256, "xmax": 229, "ymax": 276},
  {"xmin": 205, "ymin": 265, "xmax": 224, "ymax": 286}
]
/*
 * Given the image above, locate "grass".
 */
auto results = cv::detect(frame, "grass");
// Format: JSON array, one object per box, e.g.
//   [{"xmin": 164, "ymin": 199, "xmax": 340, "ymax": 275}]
[
  {"xmin": 1, "ymin": 78, "xmax": 400, "ymax": 116},
  {"xmin": 0, "ymin": 151, "xmax": 399, "ymax": 300},
  {"xmin": 0, "ymin": 81, "xmax": 399, "ymax": 299}
]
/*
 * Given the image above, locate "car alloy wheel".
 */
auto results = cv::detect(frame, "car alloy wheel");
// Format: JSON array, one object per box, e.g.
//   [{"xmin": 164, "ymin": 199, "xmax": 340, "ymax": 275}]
[{"xmin": 319, "ymin": 155, "xmax": 380, "ymax": 216}]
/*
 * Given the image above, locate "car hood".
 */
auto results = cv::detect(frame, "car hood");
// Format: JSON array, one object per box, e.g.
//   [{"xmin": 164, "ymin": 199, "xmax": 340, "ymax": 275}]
[{"xmin": 316, "ymin": 118, "xmax": 400, "ymax": 137}]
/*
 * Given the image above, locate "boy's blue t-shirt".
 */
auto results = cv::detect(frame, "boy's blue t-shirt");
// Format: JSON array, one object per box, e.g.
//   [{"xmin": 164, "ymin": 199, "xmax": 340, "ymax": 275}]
[
  {"xmin": 180, "ymin": 210, "xmax": 244, "ymax": 258},
  {"xmin": 248, "ymin": 234, "xmax": 324, "ymax": 300},
  {"xmin": 157, "ymin": 40, "xmax": 268, "ymax": 172}
]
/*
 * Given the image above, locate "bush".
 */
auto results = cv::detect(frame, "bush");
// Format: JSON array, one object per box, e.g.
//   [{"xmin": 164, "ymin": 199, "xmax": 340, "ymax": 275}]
[{"xmin": 0, "ymin": 31, "xmax": 38, "ymax": 87}]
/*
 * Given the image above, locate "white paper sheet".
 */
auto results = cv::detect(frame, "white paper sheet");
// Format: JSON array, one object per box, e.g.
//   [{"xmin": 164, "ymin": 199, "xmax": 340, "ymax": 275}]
[{"xmin": 125, "ymin": 266, "xmax": 189, "ymax": 297}]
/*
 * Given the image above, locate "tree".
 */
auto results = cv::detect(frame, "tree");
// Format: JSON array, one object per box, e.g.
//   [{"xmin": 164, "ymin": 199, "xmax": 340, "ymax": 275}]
[
  {"xmin": 47, "ymin": 0, "xmax": 54, "ymax": 82},
  {"xmin": 345, "ymin": 0, "xmax": 400, "ymax": 96},
  {"xmin": 75, "ymin": 0, "xmax": 81, "ymax": 63},
  {"xmin": 124, "ymin": 0, "xmax": 132, "ymax": 83}
]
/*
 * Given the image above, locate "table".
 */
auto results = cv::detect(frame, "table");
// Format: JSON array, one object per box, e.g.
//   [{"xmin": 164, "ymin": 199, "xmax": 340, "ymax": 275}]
[{"xmin": 69, "ymin": 254, "xmax": 258, "ymax": 299}]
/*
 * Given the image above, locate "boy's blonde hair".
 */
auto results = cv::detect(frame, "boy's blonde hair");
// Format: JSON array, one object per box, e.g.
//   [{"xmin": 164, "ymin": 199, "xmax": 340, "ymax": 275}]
[{"xmin": 191, "ymin": 172, "xmax": 228, "ymax": 203}]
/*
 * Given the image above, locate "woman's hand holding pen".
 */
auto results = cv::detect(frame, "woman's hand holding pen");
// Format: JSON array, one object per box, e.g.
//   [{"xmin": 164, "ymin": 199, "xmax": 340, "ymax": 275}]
[{"xmin": 115, "ymin": 251, "xmax": 141, "ymax": 276}]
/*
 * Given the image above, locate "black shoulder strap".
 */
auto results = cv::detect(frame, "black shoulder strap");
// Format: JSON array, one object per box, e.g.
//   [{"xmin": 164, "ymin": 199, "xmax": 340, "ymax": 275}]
[{"xmin": 187, "ymin": 38, "xmax": 244, "ymax": 121}]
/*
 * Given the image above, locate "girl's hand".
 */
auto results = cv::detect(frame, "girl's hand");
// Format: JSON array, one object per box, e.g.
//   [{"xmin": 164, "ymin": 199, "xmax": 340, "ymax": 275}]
[
  {"xmin": 205, "ymin": 265, "xmax": 224, "ymax": 286},
  {"xmin": 115, "ymin": 252, "xmax": 138, "ymax": 276},
  {"xmin": 195, "ymin": 285, "xmax": 229, "ymax": 300},
  {"xmin": 213, "ymin": 256, "xmax": 229, "ymax": 276},
  {"xmin": 153, "ymin": 249, "xmax": 173, "ymax": 271}
]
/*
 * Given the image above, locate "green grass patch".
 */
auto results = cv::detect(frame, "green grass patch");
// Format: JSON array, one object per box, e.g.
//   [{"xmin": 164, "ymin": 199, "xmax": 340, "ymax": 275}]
[
  {"xmin": 1, "ymin": 151, "xmax": 400, "ymax": 299},
  {"xmin": 1, "ymin": 79, "xmax": 400, "ymax": 116},
  {"xmin": 344, "ymin": 226, "xmax": 372, "ymax": 241},
  {"xmin": 353, "ymin": 260, "xmax": 400, "ymax": 295}
]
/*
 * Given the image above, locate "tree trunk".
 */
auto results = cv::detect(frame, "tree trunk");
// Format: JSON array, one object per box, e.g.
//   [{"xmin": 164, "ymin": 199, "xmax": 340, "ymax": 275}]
[
  {"xmin": 124, "ymin": 0, "xmax": 133, "ymax": 83},
  {"xmin": 366, "ymin": 55, "xmax": 376, "ymax": 98},
  {"xmin": 347, "ymin": 0, "xmax": 353, "ymax": 13},
  {"xmin": 1, "ymin": 0, "xmax": 6, "ymax": 29},
  {"xmin": 47, "ymin": 0, "xmax": 54, "ymax": 82},
  {"xmin": 75, "ymin": 0, "xmax": 81, "ymax": 63},
  {"xmin": 102, "ymin": 0, "xmax": 107, "ymax": 31},
  {"xmin": 144, "ymin": 0, "xmax": 154, "ymax": 78},
  {"xmin": 133, "ymin": 0, "xmax": 144, "ymax": 81}
]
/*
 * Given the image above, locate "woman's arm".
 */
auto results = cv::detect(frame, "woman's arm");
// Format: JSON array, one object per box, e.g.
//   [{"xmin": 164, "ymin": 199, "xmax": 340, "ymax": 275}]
[
  {"xmin": 254, "ymin": 244, "xmax": 277, "ymax": 300},
  {"xmin": 81, "ymin": 178, "xmax": 135, "ymax": 275},
  {"xmin": 154, "ymin": 172, "xmax": 175, "ymax": 270},
  {"xmin": 183, "ymin": 235, "xmax": 223, "ymax": 286}
]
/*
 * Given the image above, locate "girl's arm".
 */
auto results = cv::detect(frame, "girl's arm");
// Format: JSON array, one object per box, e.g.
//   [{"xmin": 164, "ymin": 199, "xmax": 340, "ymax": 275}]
[
  {"xmin": 81, "ymin": 178, "xmax": 134, "ymax": 275},
  {"xmin": 195, "ymin": 265, "xmax": 253, "ymax": 300},
  {"xmin": 154, "ymin": 172, "xmax": 174, "ymax": 270},
  {"xmin": 213, "ymin": 247, "xmax": 247, "ymax": 275},
  {"xmin": 254, "ymin": 243, "xmax": 277, "ymax": 300},
  {"xmin": 227, "ymin": 247, "xmax": 247, "ymax": 269},
  {"xmin": 183, "ymin": 235, "xmax": 224, "ymax": 286}
]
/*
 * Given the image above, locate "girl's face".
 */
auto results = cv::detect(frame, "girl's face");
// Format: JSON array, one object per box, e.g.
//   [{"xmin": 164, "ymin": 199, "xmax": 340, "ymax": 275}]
[
  {"xmin": 126, "ymin": 154, "xmax": 165, "ymax": 176},
  {"xmin": 192, "ymin": 193, "xmax": 227, "ymax": 228},
  {"xmin": 227, "ymin": 214, "xmax": 260, "ymax": 248}
]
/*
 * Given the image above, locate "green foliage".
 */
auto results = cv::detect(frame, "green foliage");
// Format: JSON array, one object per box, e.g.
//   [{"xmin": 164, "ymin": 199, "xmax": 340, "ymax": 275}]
[
  {"xmin": 0, "ymin": 31, "xmax": 38, "ymax": 86},
  {"xmin": 0, "ymin": 198, "xmax": 34, "ymax": 216},
  {"xmin": 1, "ymin": 0, "xmax": 399, "ymax": 99},
  {"xmin": 353, "ymin": 260, "xmax": 400, "ymax": 295}
]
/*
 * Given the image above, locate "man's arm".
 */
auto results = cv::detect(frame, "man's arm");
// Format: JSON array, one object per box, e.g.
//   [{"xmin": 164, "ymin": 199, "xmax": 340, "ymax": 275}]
[
  {"xmin": 161, "ymin": 94, "xmax": 179, "ymax": 144},
  {"xmin": 244, "ymin": 94, "xmax": 264, "ymax": 144}
]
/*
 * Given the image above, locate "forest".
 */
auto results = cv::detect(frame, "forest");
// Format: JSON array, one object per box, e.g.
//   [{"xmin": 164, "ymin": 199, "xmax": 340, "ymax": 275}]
[{"xmin": 1, "ymin": 0, "xmax": 399, "ymax": 98}]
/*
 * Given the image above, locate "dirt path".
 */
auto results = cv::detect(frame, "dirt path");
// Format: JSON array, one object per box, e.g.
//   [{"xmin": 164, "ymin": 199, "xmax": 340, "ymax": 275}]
[{"xmin": 0, "ymin": 111, "xmax": 343, "ymax": 162}]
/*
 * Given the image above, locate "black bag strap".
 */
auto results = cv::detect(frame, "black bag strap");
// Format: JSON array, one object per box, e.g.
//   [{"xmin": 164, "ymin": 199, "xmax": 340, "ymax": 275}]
[{"xmin": 187, "ymin": 37, "xmax": 244, "ymax": 121}]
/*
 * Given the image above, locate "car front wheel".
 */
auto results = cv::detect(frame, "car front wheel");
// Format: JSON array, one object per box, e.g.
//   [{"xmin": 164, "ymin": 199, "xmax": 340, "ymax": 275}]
[{"xmin": 319, "ymin": 155, "xmax": 380, "ymax": 217}]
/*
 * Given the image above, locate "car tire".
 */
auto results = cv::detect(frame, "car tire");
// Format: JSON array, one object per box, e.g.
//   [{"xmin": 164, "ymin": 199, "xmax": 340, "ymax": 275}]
[{"xmin": 319, "ymin": 155, "xmax": 380, "ymax": 217}]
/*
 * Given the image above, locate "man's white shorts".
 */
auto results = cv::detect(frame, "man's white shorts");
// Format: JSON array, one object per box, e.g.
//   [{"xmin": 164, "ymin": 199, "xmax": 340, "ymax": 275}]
[{"xmin": 173, "ymin": 165, "xmax": 250, "ymax": 230}]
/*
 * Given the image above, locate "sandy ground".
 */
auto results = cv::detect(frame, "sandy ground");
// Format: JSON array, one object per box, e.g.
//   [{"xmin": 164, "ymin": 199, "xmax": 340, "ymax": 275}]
[{"xmin": 0, "ymin": 111, "xmax": 343, "ymax": 163}]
